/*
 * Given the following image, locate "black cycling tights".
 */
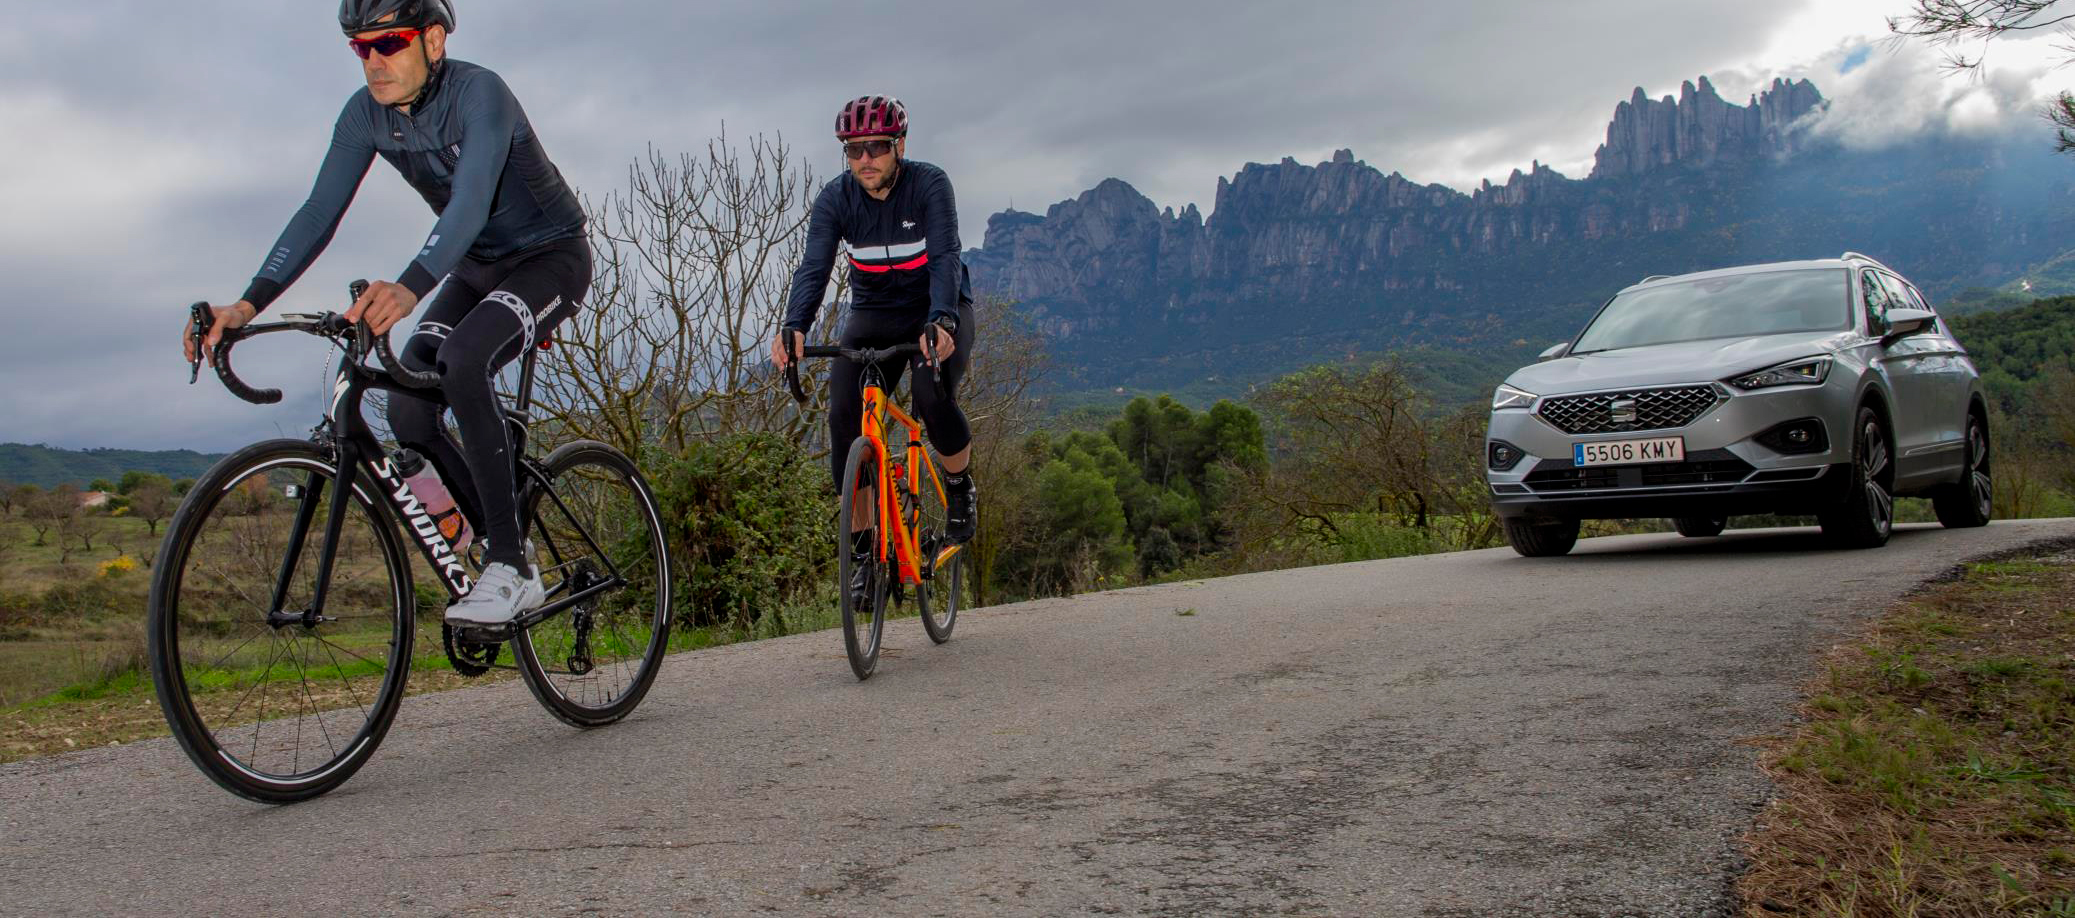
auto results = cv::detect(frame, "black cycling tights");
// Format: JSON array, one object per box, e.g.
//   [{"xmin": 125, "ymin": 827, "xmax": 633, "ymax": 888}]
[
  {"xmin": 387, "ymin": 238, "xmax": 590, "ymax": 570},
  {"xmin": 826, "ymin": 303, "xmax": 975, "ymax": 487}
]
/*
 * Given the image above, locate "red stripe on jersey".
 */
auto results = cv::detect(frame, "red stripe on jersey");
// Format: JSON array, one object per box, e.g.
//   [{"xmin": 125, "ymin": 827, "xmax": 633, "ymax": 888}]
[{"xmin": 848, "ymin": 253, "xmax": 930, "ymax": 273}]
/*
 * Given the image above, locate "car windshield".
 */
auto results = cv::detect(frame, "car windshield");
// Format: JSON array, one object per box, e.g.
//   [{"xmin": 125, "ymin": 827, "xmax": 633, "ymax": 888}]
[{"xmin": 1572, "ymin": 268, "xmax": 1851, "ymax": 354}]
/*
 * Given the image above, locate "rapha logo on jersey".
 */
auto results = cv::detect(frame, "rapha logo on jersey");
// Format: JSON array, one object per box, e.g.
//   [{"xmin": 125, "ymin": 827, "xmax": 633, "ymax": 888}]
[
  {"xmin": 371, "ymin": 456, "xmax": 473, "ymax": 594},
  {"xmin": 901, "ymin": 220, "xmax": 917, "ymax": 230}
]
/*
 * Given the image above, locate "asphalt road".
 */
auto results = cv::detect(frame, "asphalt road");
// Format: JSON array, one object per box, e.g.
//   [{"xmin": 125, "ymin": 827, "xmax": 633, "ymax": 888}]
[{"xmin": 6, "ymin": 519, "xmax": 2074, "ymax": 917}]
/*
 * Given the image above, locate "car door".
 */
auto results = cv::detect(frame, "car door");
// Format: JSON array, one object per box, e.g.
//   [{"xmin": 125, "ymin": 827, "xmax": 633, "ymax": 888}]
[
  {"xmin": 1861, "ymin": 269, "xmax": 1936, "ymax": 480},
  {"xmin": 1897, "ymin": 280, "xmax": 1970, "ymax": 475}
]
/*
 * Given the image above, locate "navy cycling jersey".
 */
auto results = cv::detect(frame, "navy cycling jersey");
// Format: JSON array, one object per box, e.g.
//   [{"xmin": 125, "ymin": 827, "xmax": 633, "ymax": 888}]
[
  {"xmin": 242, "ymin": 59, "xmax": 586, "ymax": 312},
  {"xmin": 783, "ymin": 160, "xmax": 972, "ymax": 333}
]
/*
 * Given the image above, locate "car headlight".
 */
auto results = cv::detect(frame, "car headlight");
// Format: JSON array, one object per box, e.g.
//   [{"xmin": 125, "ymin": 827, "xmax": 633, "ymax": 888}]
[
  {"xmin": 1728, "ymin": 356, "xmax": 1831, "ymax": 391},
  {"xmin": 1492, "ymin": 384, "xmax": 1538, "ymax": 410}
]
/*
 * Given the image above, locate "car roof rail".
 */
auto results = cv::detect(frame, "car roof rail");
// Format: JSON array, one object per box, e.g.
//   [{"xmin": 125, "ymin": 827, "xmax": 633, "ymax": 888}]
[
  {"xmin": 1639, "ymin": 275, "xmax": 1671, "ymax": 284},
  {"xmin": 1840, "ymin": 251, "xmax": 1895, "ymax": 273}
]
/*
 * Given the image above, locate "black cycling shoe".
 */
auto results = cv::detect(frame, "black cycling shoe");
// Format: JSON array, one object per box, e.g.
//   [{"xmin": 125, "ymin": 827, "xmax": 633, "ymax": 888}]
[
  {"xmin": 946, "ymin": 482, "xmax": 978, "ymax": 545},
  {"xmin": 847, "ymin": 551, "xmax": 874, "ymax": 610}
]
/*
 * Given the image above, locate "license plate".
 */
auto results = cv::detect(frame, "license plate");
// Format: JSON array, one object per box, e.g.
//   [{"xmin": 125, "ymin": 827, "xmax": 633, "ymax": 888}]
[{"xmin": 1574, "ymin": 437, "xmax": 1684, "ymax": 467}]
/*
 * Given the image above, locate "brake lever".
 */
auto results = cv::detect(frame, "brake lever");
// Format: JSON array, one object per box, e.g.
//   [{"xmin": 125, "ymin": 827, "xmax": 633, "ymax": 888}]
[
  {"xmin": 188, "ymin": 302, "xmax": 213, "ymax": 384},
  {"xmin": 924, "ymin": 326, "xmax": 945, "ymax": 387}
]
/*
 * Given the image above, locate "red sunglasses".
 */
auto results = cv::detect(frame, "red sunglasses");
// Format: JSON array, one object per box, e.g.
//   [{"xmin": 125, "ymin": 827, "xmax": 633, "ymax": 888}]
[{"xmin": 349, "ymin": 28, "xmax": 422, "ymax": 60}]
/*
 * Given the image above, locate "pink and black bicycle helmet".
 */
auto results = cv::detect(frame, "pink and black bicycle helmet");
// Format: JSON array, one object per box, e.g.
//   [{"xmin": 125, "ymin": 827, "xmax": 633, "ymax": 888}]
[{"xmin": 836, "ymin": 95, "xmax": 908, "ymax": 139}]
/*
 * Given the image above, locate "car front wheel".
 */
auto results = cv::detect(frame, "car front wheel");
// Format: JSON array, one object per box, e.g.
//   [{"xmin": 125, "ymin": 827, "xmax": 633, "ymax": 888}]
[
  {"xmin": 1505, "ymin": 517, "xmax": 1580, "ymax": 558},
  {"xmin": 1819, "ymin": 406, "xmax": 1895, "ymax": 549}
]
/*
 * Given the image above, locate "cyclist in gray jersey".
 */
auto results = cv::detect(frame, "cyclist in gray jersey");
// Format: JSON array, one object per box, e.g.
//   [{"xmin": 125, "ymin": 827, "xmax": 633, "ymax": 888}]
[{"xmin": 182, "ymin": 0, "xmax": 589, "ymax": 627}]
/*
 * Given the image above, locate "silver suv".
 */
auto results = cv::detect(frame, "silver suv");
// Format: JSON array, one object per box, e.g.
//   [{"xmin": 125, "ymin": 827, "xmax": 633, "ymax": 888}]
[{"xmin": 1485, "ymin": 253, "xmax": 1993, "ymax": 557}]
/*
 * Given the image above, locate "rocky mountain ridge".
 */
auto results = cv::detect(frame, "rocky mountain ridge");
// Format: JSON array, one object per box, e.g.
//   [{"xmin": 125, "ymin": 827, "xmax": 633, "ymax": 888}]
[{"xmin": 966, "ymin": 75, "xmax": 2075, "ymax": 389}]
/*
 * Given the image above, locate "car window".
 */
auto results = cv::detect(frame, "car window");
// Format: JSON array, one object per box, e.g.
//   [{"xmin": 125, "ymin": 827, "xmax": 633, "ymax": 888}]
[
  {"xmin": 1896, "ymin": 280, "xmax": 1943, "ymax": 332},
  {"xmin": 1571, "ymin": 268, "xmax": 1852, "ymax": 353},
  {"xmin": 1875, "ymin": 271, "xmax": 1946, "ymax": 338},
  {"xmin": 1860, "ymin": 270, "xmax": 1891, "ymax": 332}
]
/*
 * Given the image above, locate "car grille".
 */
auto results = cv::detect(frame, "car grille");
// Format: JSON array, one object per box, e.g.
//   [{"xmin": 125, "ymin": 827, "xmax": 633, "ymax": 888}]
[
  {"xmin": 1536, "ymin": 385, "xmax": 1722, "ymax": 434},
  {"xmin": 1523, "ymin": 451, "xmax": 1753, "ymax": 494}
]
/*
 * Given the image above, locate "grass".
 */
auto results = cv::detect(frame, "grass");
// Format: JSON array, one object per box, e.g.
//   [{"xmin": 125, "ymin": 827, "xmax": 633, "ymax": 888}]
[
  {"xmin": 0, "ymin": 580, "xmax": 849, "ymax": 766},
  {"xmin": 1741, "ymin": 545, "xmax": 2075, "ymax": 916}
]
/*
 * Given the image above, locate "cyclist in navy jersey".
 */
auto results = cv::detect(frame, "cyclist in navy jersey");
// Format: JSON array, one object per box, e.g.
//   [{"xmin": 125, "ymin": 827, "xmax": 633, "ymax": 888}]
[
  {"xmin": 181, "ymin": 0, "xmax": 587, "ymax": 628},
  {"xmin": 771, "ymin": 96, "xmax": 978, "ymax": 610}
]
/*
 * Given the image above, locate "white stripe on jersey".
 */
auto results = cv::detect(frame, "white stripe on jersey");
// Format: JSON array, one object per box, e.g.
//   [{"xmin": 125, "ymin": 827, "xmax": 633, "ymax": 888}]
[{"xmin": 843, "ymin": 239, "xmax": 926, "ymax": 260}]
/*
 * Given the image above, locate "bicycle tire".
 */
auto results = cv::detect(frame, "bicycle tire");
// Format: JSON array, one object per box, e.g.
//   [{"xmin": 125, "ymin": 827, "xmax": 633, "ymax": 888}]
[
  {"xmin": 511, "ymin": 441, "xmax": 673, "ymax": 727},
  {"xmin": 147, "ymin": 439, "xmax": 416, "ymax": 804},
  {"xmin": 837, "ymin": 437, "xmax": 887, "ymax": 680},
  {"xmin": 915, "ymin": 461, "xmax": 962, "ymax": 645}
]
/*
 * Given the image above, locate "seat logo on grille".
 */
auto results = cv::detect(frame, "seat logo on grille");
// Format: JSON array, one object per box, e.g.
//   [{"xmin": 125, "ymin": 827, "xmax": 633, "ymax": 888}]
[{"xmin": 1609, "ymin": 399, "xmax": 1639, "ymax": 425}]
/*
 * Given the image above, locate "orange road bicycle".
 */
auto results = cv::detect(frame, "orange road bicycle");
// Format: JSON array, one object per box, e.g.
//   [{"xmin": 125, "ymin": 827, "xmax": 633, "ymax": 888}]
[{"xmin": 787, "ymin": 343, "xmax": 968, "ymax": 680}]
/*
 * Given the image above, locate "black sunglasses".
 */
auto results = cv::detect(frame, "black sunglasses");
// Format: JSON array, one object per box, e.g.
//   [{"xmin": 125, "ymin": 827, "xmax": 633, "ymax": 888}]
[{"xmin": 843, "ymin": 140, "xmax": 896, "ymax": 160}]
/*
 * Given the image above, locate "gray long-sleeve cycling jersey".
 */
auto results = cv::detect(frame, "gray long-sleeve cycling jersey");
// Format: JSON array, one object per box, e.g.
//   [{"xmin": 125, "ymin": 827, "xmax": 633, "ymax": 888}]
[{"xmin": 242, "ymin": 59, "xmax": 586, "ymax": 311}]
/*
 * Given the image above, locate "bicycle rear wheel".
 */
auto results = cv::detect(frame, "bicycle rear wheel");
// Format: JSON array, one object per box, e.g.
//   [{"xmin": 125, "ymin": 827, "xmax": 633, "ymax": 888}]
[
  {"xmin": 511, "ymin": 441, "xmax": 672, "ymax": 727},
  {"xmin": 147, "ymin": 440, "xmax": 418, "ymax": 803},
  {"xmin": 838, "ymin": 437, "xmax": 888, "ymax": 680}
]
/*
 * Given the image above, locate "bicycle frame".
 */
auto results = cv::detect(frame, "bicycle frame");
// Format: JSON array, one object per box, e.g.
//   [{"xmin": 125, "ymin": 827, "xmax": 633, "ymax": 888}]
[
  {"xmin": 854, "ymin": 378, "xmax": 955, "ymax": 587},
  {"xmin": 267, "ymin": 332, "xmax": 627, "ymax": 631}
]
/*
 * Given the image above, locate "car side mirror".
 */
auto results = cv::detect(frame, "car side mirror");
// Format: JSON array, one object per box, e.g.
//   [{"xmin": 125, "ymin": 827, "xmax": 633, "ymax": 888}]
[
  {"xmin": 1881, "ymin": 307, "xmax": 1936, "ymax": 343},
  {"xmin": 1539, "ymin": 342, "xmax": 1572, "ymax": 361}
]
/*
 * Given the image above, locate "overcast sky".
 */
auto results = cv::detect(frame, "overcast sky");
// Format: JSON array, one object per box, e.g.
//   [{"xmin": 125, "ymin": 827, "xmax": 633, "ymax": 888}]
[{"xmin": 2, "ymin": 0, "xmax": 2068, "ymax": 452}]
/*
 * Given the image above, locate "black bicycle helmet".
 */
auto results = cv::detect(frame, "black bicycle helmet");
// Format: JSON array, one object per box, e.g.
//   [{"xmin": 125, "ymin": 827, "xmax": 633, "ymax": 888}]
[{"xmin": 339, "ymin": 0, "xmax": 455, "ymax": 35}]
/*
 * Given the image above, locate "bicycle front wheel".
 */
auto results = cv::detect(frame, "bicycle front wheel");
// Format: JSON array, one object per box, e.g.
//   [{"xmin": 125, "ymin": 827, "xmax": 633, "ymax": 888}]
[
  {"xmin": 914, "ymin": 461, "xmax": 964, "ymax": 645},
  {"xmin": 512, "ymin": 441, "xmax": 673, "ymax": 727},
  {"xmin": 837, "ymin": 437, "xmax": 887, "ymax": 680},
  {"xmin": 147, "ymin": 440, "xmax": 417, "ymax": 804}
]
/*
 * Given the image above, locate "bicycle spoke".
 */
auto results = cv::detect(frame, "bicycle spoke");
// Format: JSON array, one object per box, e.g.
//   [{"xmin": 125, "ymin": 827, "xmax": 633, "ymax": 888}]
[
  {"xmin": 311, "ymin": 634, "xmax": 372, "ymax": 723},
  {"xmin": 199, "ymin": 625, "xmax": 271, "ymax": 675},
  {"xmin": 221, "ymin": 635, "xmax": 286, "ymax": 727},
  {"xmin": 283, "ymin": 633, "xmax": 341, "ymax": 762}
]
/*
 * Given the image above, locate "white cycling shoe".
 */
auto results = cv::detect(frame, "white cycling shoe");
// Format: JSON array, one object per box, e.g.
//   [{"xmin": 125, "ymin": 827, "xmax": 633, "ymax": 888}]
[{"xmin": 445, "ymin": 561, "xmax": 545, "ymax": 628}]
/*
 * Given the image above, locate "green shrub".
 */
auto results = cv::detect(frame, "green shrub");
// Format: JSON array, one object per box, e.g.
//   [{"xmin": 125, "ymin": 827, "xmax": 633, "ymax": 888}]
[
  {"xmin": 1318, "ymin": 512, "xmax": 1441, "ymax": 563},
  {"xmin": 645, "ymin": 433, "xmax": 833, "ymax": 633},
  {"xmin": 35, "ymin": 578, "xmax": 126, "ymax": 619}
]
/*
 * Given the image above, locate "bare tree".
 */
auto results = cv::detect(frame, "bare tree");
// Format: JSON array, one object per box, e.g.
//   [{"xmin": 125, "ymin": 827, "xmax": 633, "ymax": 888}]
[
  {"xmin": 956, "ymin": 297, "xmax": 1051, "ymax": 608},
  {"xmin": 534, "ymin": 130, "xmax": 830, "ymax": 465},
  {"xmin": 24, "ymin": 484, "xmax": 75, "ymax": 547},
  {"xmin": 224, "ymin": 476, "xmax": 275, "ymax": 517},
  {"xmin": 48, "ymin": 489, "xmax": 89, "ymax": 565},
  {"xmin": 1891, "ymin": 0, "xmax": 2075, "ymax": 153},
  {"xmin": 128, "ymin": 482, "xmax": 174, "ymax": 537},
  {"xmin": 0, "ymin": 479, "xmax": 16, "ymax": 517},
  {"xmin": 7, "ymin": 484, "xmax": 36, "ymax": 518},
  {"xmin": 2044, "ymin": 365, "xmax": 2075, "ymax": 491},
  {"xmin": 1241, "ymin": 359, "xmax": 1502, "ymax": 557}
]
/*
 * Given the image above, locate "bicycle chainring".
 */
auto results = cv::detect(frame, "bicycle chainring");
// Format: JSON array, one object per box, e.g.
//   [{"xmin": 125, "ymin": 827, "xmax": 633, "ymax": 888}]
[{"xmin": 442, "ymin": 622, "xmax": 501, "ymax": 676}]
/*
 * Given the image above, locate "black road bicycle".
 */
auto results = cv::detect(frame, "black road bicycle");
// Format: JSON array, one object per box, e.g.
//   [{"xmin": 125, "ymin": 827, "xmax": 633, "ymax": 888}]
[{"xmin": 150, "ymin": 282, "xmax": 671, "ymax": 803}]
